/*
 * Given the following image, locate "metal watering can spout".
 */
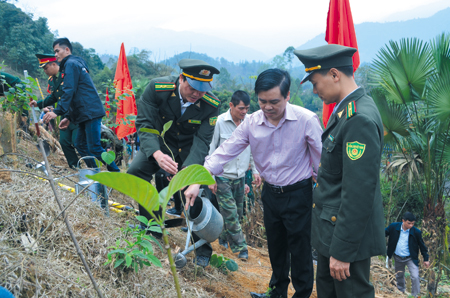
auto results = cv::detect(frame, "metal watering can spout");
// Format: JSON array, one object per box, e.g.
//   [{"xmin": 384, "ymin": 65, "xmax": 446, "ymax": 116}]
[{"xmin": 174, "ymin": 194, "xmax": 223, "ymax": 268}]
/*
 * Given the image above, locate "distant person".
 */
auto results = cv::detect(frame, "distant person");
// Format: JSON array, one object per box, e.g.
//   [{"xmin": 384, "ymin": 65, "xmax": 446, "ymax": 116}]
[
  {"xmin": 30, "ymin": 54, "xmax": 79, "ymax": 169},
  {"xmin": 127, "ymin": 59, "xmax": 221, "ymax": 267},
  {"xmin": 40, "ymin": 37, "xmax": 120, "ymax": 171},
  {"xmin": 295, "ymin": 44, "xmax": 385, "ymax": 298},
  {"xmin": 385, "ymin": 212, "xmax": 430, "ymax": 297},
  {"xmin": 208, "ymin": 90, "xmax": 260, "ymax": 261},
  {"xmin": 185, "ymin": 68, "xmax": 323, "ymax": 298},
  {"xmin": 0, "ymin": 71, "xmax": 21, "ymax": 95}
]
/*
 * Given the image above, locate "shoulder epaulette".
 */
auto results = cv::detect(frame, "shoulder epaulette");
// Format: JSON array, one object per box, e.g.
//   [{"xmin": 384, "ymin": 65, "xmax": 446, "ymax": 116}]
[
  {"xmin": 155, "ymin": 82, "xmax": 176, "ymax": 92},
  {"xmin": 346, "ymin": 101, "xmax": 357, "ymax": 119},
  {"xmin": 202, "ymin": 93, "xmax": 220, "ymax": 108}
]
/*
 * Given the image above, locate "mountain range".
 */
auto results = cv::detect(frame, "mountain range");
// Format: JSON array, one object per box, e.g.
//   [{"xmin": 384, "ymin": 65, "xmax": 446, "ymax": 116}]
[{"xmin": 296, "ymin": 7, "xmax": 450, "ymax": 64}]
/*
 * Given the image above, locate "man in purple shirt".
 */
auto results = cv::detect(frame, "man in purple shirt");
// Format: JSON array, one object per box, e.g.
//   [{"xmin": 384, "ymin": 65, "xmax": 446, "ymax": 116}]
[{"xmin": 185, "ymin": 69, "xmax": 323, "ymax": 298}]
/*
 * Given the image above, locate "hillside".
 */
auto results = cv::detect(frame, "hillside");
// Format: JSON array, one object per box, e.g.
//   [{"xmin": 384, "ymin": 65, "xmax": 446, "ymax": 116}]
[{"xmin": 296, "ymin": 8, "xmax": 450, "ymax": 63}]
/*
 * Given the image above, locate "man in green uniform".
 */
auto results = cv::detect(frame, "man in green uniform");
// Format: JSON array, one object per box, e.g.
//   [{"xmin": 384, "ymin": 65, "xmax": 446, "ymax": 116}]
[
  {"xmin": 127, "ymin": 58, "xmax": 221, "ymax": 267},
  {"xmin": 0, "ymin": 72, "xmax": 21, "ymax": 94},
  {"xmin": 30, "ymin": 54, "xmax": 79, "ymax": 168},
  {"xmin": 294, "ymin": 44, "xmax": 385, "ymax": 298}
]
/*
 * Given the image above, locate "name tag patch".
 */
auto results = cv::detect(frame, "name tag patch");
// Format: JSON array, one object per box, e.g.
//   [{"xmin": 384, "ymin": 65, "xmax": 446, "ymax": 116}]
[{"xmin": 188, "ymin": 119, "xmax": 201, "ymax": 124}]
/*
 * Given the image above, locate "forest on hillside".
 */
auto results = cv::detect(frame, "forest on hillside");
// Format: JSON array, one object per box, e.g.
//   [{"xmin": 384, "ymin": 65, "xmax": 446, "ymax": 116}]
[{"xmin": 0, "ymin": 1, "xmax": 329, "ymax": 115}]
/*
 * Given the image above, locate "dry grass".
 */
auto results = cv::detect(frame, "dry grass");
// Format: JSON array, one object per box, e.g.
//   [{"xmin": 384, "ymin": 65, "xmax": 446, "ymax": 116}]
[{"xmin": 0, "ymin": 138, "xmax": 213, "ymax": 298}]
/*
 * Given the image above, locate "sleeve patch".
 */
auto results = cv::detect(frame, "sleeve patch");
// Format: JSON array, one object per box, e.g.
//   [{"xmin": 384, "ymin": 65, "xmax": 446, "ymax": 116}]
[
  {"xmin": 346, "ymin": 141, "xmax": 366, "ymax": 160},
  {"xmin": 209, "ymin": 116, "xmax": 218, "ymax": 126},
  {"xmin": 155, "ymin": 82, "xmax": 176, "ymax": 92},
  {"xmin": 202, "ymin": 94, "xmax": 220, "ymax": 108}
]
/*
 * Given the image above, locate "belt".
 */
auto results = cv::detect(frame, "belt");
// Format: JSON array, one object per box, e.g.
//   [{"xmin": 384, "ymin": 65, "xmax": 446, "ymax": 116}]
[
  {"xmin": 394, "ymin": 254, "xmax": 410, "ymax": 260},
  {"xmin": 266, "ymin": 177, "xmax": 312, "ymax": 194}
]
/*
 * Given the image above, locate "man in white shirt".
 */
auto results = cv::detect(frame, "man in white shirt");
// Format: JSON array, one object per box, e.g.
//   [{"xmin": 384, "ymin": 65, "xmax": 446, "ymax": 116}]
[{"xmin": 209, "ymin": 90, "xmax": 261, "ymax": 260}]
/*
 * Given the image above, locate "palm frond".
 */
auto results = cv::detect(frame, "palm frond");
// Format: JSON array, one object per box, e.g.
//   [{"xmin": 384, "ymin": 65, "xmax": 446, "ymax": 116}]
[
  {"xmin": 430, "ymin": 33, "xmax": 450, "ymax": 75},
  {"xmin": 428, "ymin": 63, "xmax": 450, "ymax": 121},
  {"xmin": 372, "ymin": 38, "xmax": 432, "ymax": 104},
  {"xmin": 371, "ymin": 88, "xmax": 409, "ymax": 144}
]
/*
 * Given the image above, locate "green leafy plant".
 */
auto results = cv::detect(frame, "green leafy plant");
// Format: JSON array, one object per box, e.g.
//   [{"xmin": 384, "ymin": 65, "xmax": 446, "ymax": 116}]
[
  {"xmin": 0, "ymin": 64, "xmax": 37, "ymax": 115},
  {"xmin": 210, "ymin": 253, "xmax": 238, "ymax": 274},
  {"xmin": 100, "ymin": 79, "xmax": 137, "ymax": 130},
  {"xmin": 371, "ymin": 33, "xmax": 450, "ymax": 296},
  {"xmin": 87, "ymin": 164, "xmax": 215, "ymax": 298},
  {"xmin": 101, "ymin": 151, "xmax": 116, "ymax": 165},
  {"xmin": 105, "ymin": 216, "xmax": 162, "ymax": 273}
]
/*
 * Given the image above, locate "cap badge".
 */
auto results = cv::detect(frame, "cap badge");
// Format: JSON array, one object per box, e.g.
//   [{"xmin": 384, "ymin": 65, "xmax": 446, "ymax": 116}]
[{"xmin": 199, "ymin": 69, "xmax": 211, "ymax": 76}]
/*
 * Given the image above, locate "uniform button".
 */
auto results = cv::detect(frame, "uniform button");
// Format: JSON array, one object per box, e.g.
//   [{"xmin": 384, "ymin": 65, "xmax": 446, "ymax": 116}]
[
  {"xmin": 59, "ymin": 97, "xmax": 61, "ymax": 99},
  {"xmin": 312, "ymin": 203, "xmax": 315, "ymax": 208},
  {"xmin": 177, "ymin": 132, "xmax": 179, "ymax": 135},
  {"xmin": 56, "ymin": 89, "xmax": 59, "ymax": 92},
  {"xmin": 331, "ymin": 216, "xmax": 337, "ymax": 222},
  {"xmin": 316, "ymin": 183, "xmax": 319, "ymax": 188},
  {"xmin": 319, "ymin": 163, "xmax": 321, "ymax": 167},
  {"xmin": 162, "ymin": 116, "xmax": 165, "ymax": 119},
  {"xmin": 177, "ymin": 123, "xmax": 180, "ymax": 126},
  {"xmin": 178, "ymin": 148, "xmax": 182, "ymax": 152}
]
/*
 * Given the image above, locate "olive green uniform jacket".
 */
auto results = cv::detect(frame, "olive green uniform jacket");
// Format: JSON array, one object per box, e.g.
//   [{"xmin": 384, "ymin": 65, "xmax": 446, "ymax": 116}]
[
  {"xmin": 136, "ymin": 76, "xmax": 220, "ymax": 167},
  {"xmin": 312, "ymin": 87, "xmax": 385, "ymax": 263},
  {"xmin": 37, "ymin": 73, "xmax": 66, "ymax": 118}
]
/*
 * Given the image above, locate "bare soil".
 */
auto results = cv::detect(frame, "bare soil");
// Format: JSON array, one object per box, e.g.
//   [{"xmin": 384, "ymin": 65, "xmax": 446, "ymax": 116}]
[{"xmin": 0, "ymin": 135, "xmax": 445, "ymax": 297}]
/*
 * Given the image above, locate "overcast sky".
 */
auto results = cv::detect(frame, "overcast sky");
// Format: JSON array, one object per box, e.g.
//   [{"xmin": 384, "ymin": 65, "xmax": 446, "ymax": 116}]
[{"xmin": 15, "ymin": 0, "xmax": 450, "ymax": 61}]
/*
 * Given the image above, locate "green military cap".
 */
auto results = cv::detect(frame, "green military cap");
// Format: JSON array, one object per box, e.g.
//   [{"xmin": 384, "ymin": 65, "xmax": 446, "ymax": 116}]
[
  {"xmin": 35, "ymin": 54, "xmax": 57, "ymax": 68},
  {"xmin": 179, "ymin": 59, "xmax": 220, "ymax": 92},
  {"xmin": 294, "ymin": 44, "xmax": 357, "ymax": 84}
]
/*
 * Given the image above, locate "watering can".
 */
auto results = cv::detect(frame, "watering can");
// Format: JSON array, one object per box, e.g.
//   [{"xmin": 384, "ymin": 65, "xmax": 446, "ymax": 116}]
[
  {"xmin": 75, "ymin": 156, "xmax": 109, "ymax": 215},
  {"xmin": 174, "ymin": 191, "xmax": 223, "ymax": 269}
]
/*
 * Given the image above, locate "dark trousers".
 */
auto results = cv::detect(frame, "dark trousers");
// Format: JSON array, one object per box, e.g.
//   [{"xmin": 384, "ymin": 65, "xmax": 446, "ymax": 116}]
[
  {"xmin": 316, "ymin": 253, "xmax": 374, "ymax": 298},
  {"xmin": 127, "ymin": 150, "xmax": 215, "ymax": 258},
  {"xmin": 75, "ymin": 117, "xmax": 119, "ymax": 171},
  {"xmin": 59, "ymin": 122, "xmax": 79, "ymax": 168},
  {"xmin": 261, "ymin": 180, "xmax": 313, "ymax": 298}
]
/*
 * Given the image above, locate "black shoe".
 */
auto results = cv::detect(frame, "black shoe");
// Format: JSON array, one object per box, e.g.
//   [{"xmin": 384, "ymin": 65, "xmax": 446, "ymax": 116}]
[
  {"xmin": 181, "ymin": 227, "xmax": 188, "ymax": 232},
  {"xmin": 166, "ymin": 207, "xmax": 182, "ymax": 217},
  {"xmin": 193, "ymin": 255, "xmax": 210, "ymax": 267},
  {"xmin": 238, "ymin": 249, "xmax": 248, "ymax": 260},
  {"xmin": 219, "ymin": 238, "xmax": 228, "ymax": 249}
]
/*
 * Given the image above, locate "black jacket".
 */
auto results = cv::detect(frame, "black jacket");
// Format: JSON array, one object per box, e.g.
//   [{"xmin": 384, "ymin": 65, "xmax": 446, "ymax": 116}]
[
  {"xmin": 53, "ymin": 55, "xmax": 105, "ymax": 124},
  {"xmin": 385, "ymin": 222, "xmax": 429, "ymax": 266}
]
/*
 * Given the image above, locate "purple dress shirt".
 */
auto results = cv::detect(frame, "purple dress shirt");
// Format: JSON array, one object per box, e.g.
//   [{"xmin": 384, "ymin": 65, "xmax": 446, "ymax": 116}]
[{"xmin": 205, "ymin": 103, "xmax": 323, "ymax": 186}]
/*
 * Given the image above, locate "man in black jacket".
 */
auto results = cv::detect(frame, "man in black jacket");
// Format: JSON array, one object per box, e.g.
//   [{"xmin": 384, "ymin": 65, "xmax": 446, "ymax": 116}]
[
  {"xmin": 42, "ymin": 38, "xmax": 119, "ymax": 171},
  {"xmin": 385, "ymin": 212, "xmax": 430, "ymax": 297}
]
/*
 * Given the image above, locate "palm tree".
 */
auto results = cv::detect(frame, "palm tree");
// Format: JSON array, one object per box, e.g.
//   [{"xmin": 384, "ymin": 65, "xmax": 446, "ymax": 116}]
[{"xmin": 371, "ymin": 33, "xmax": 450, "ymax": 297}]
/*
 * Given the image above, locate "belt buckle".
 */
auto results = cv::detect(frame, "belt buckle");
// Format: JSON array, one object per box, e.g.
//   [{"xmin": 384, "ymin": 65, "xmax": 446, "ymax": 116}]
[{"xmin": 271, "ymin": 185, "xmax": 283, "ymax": 194}]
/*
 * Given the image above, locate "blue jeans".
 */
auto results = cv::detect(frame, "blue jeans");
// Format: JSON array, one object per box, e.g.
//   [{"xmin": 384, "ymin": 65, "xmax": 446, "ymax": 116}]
[{"xmin": 75, "ymin": 117, "xmax": 120, "ymax": 172}]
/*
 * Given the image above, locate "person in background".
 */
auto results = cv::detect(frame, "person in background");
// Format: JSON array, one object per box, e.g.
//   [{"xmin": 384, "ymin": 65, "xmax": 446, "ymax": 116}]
[
  {"xmin": 208, "ymin": 90, "xmax": 260, "ymax": 261},
  {"xmin": 385, "ymin": 212, "xmax": 430, "ymax": 297},
  {"xmin": 31, "ymin": 54, "xmax": 79, "ymax": 169},
  {"xmin": 185, "ymin": 68, "xmax": 323, "ymax": 298},
  {"xmin": 41, "ymin": 38, "xmax": 120, "ymax": 171}
]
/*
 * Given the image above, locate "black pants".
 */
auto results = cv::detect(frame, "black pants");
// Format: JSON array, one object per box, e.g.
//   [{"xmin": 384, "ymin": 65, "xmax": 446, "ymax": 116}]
[
  {"xmin": 261, "ymin": 180, "xmax": 313, "ymax": 298},
  {"xmin": 127, "ymin": 150, "xmax": 214, "ymax": 258},
  {"xmin": 316, "ymin": 253, "xmax": 374, "ymax": 298}
]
